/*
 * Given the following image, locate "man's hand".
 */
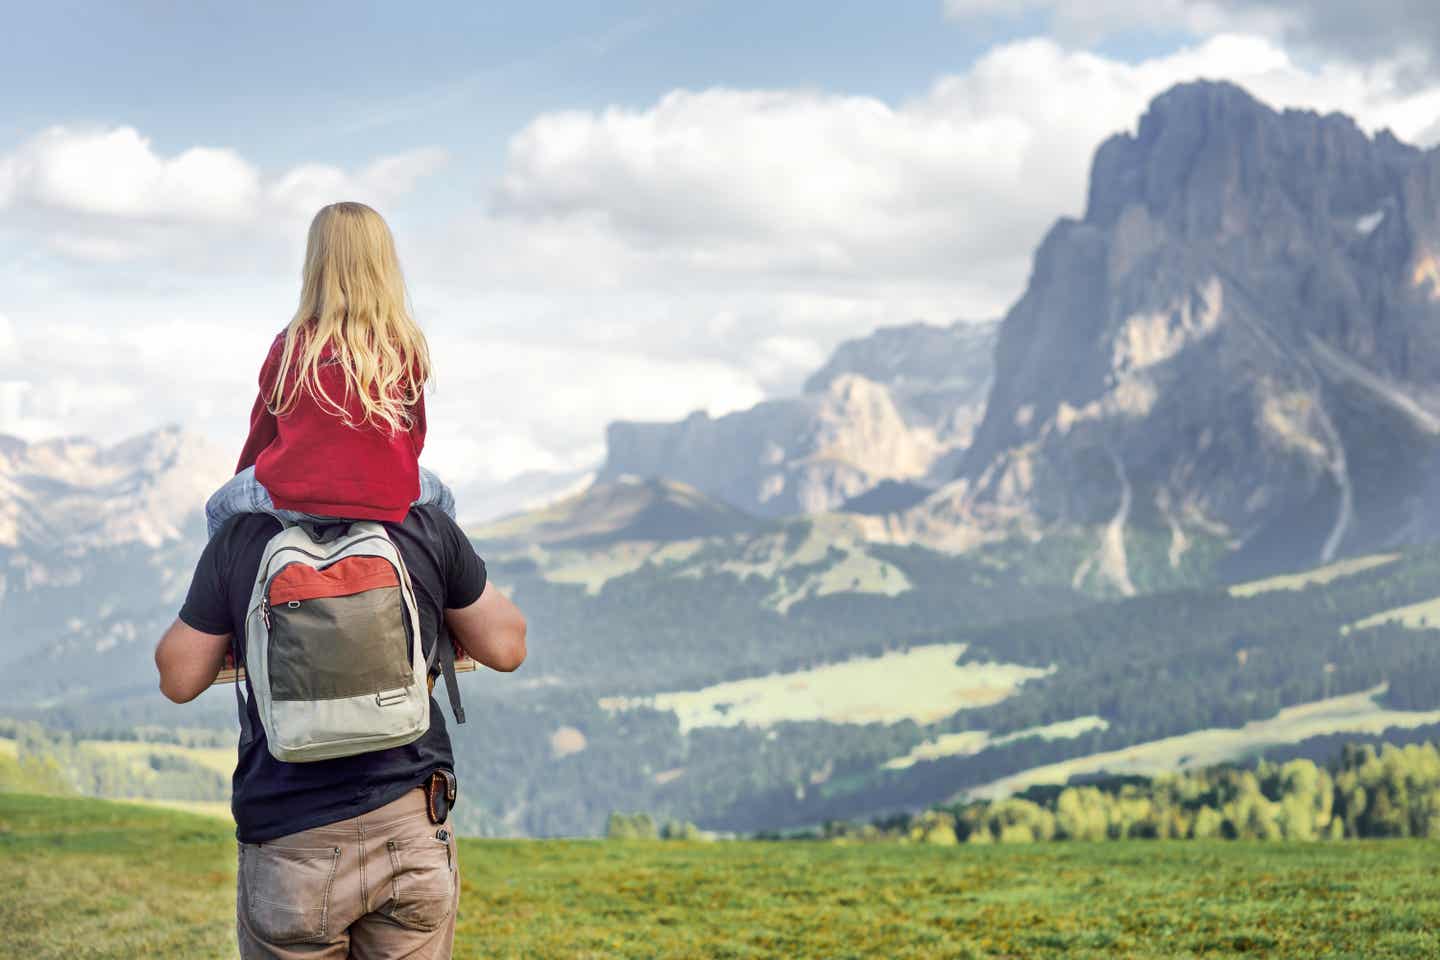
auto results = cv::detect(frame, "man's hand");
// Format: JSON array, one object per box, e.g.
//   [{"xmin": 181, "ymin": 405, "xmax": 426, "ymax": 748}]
[
  {"xmin": 446, "ymin": 584, "xmax": 527, "ymax": 672},
  {"xmin": 155, "ymin": 619, "xmax": 231, "ymax": 703}
]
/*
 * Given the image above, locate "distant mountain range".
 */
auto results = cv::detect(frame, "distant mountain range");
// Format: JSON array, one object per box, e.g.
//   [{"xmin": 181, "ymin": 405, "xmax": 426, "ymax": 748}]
[
  {"xmin": 599, "ymin": 320, "xmax": 997, "ymax": 517},
  {"xmin": 9, "ymin": 82, "xmax": 1440, "ymax": 838},
  {"xmin": 0, "ymin": 427, "xmax": 224, "ymax": 708},
  {"xmin": 478, "ymin": 475, "xmax": 762, "ymax": 548},
  {"xmin": 590, "ymin": 81, "xmax": 1440, "ymax": 593}
]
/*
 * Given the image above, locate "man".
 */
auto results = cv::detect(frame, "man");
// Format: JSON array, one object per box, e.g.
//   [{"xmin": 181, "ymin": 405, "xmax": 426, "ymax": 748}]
[{"xmin": 154, "ymin": 505, "xmax": 527, "ymax": 958}]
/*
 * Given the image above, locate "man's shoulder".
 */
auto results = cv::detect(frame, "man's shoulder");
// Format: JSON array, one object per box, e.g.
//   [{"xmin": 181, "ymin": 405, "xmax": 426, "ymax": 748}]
[
  {"xmin": 213, "ymin": 512, "xmax": 283, "ymax": 545},
  {"xmin": 212, "ymin": 509, "xmax": 465, "ymax": 564},
  {"xmin": 389, "ymin": 504, "xmax": 465, "ymax": 547},
  {"xmin": 205, "ymin": 513, "xmax": 283, "ymax": 596}
]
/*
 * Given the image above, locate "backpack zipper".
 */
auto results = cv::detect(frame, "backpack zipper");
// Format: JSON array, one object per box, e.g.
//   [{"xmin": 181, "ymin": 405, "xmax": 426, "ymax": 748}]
[{"xmin": 259, "ymin": 534, "xmax": 392, "ymax": 581}]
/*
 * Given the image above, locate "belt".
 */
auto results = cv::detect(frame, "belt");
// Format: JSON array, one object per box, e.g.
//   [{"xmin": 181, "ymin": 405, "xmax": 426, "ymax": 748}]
[{"xmin": 419, "ymin": 769, "xmax": 458, "ymax": 824}]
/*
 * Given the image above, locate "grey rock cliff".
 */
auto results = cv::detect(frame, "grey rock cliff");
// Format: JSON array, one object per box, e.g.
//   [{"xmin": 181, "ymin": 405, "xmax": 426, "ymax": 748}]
[
  {"xmin": 921, "ymin": 81, "xmax": 1440, "ymax": 584},
  {"xmin": 600, "ymin": 321, "xmax": 997, "ymax": 516},
  {"xmin": 0, "ymin": 425, "xmax": 226, "ymax": 552}
]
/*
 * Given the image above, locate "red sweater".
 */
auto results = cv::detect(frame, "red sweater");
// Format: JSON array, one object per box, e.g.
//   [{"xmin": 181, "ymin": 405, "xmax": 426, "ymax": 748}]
[{"xmin": 235, "ymin": 333, "xmax": 426, "ymax": 522}]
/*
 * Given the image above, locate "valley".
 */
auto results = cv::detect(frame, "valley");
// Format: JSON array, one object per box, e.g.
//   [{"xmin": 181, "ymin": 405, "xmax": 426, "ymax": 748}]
[
  {"xmin": 965, "ymin": 685, "xmax": 1440, "ymax": 800},
  {"xmin": 598, "ymin": 643, "xmax": 1049, "ymax": 732},
  {"xmin": 7, "ymin": 81, "xmax": 1440, "ymax": 841}
]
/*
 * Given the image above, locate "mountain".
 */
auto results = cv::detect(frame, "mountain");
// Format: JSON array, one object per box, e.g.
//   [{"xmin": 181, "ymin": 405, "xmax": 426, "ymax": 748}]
[
  {"xmin": 0, "ymin": 426, "xmax": 226, "ymax": 553},
  {"xmin": 904, "ymin": 81, "xmax": 1440, "ymax": 588},
  {"xmin": 451, "ymin": 466, "xmax": 597, "ymax": 527},
  {"xmin": 475, "ymin": 475, "xmax": 761, "ymax": 548},
  {"xmin": 0, "ymin": 427, "xmax": 226, "ymax": 706},
  {"xmin": 599, "ymin": 320, "xmax": 998, "ymax": 516},
  {"xmin": 17, "ymin": 82, "xmax": 1440, "ymax": 840}
]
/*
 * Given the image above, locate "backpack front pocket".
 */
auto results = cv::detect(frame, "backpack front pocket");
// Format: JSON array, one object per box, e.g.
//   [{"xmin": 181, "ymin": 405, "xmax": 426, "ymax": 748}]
[{"xmin": 266, "ymin": 558, "xmax": 413, "ymax": 702}]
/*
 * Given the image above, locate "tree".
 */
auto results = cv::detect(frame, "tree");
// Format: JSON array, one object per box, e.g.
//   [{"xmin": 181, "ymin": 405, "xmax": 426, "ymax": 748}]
[{"xmin": 605, "ymin": 811, "xmax": 657, "ymax": 839}]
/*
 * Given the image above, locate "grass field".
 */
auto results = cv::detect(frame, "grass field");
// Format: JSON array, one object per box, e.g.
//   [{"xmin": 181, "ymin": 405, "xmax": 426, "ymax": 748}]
[
  {"xmin": 3, "ymin": 793, "xmax": 1439, "ymax": 958},
  {"xmin": 1227, "ymin": 553, "xmax": 1400, "ymax": 597},
  {"xmin": 966, "ymin": 686, "xmax": 1440, "ymax": 800},
  {"xmin": 79, "ymin": 739, "xmax": 237, "ymax": 778},
  {"xmin": 1347, "ymin": 595, "xmax": 1440, "ymax": 632},
  {"xmin": 600, "ymin": 644, "xmax": 1048, "ymax": 732}
]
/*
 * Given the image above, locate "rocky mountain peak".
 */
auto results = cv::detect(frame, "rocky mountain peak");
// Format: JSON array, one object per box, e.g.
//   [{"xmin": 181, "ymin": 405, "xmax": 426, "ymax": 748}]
[
  {"xmin": 600, "ymin": 320, "xmax": 997, "ymax": 516},
  {"xmin": 1085, "ymin": 80, "xmax": 1416, "ymax": 240},
  {"xmin": 0, "ymin": 426, "xmax": 228, "ymax": 551},
  {"xmin": 804, "ymin": 320, "xmax": 995, "ymax": 397},
  {"xmin": 913, "ymin": 81, "xmax": 1440, "ymax": 586}
]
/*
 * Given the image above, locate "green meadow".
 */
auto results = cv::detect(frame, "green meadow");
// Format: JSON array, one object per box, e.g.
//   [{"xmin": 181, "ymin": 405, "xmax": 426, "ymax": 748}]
[{"xmin": 2, "ymin": 794, "xmax": 1438, "ymax": 959}]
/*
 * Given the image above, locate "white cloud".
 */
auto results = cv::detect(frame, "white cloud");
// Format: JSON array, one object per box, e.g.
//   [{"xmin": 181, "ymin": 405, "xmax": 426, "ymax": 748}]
[
  {"xmin": 0, "ymin": 126, "xmax": 260, "ymax": 221},
  {"xmin": 0, "ymin": 287, "xmax": 278, "ymax": 447},
  {"xmin": 393, "ymin": 31, "xmax": 1440, "ymax": 480},
  {"xmin": 943, "ymin": 0, "xmax": 1440, "ymax": 76},
  {"xmin": 267, "ymin": 147, "xmax": 449, "ymax": 219},
  {"xmin": 469, "ymin": 32, "xmax": 1440, "ymax": 320},
  {"xmin": 0, "ymin": 127, "xmax": 448, "ymax": 265},
  {"xmin": 11, "ymin": 29, "xmax": 1440, "ymax": 488},
  {"xmin": 749, "ymin": 335, "xmax": 830, "ymax": 392},
  {"xmin": 421, "ymin": 335, "xmax": 765, "ymax": 487}
]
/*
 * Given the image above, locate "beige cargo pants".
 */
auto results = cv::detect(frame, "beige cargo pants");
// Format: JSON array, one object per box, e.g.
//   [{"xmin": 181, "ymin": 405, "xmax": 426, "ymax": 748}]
[{"xmin": 236, "ymin": 788, "xmax": 460, "ymax": 959}]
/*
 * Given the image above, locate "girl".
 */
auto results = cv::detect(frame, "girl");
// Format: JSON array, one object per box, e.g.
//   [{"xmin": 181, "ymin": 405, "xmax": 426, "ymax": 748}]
[{"xmin": 206, "ymin": 202, "xmax": 455, "ymax": 537}]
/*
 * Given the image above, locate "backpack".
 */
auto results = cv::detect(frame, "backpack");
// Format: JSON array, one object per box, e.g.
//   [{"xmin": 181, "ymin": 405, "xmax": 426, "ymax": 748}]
[{"xmin": 232, "ymin": 519, "xmax": 466, "ymax": 763}]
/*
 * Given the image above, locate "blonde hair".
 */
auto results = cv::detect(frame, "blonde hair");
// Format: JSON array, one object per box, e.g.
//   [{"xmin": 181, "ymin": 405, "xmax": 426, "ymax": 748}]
[{"xmin": 270, "ymin": 202, "xmax": 431, "ymax": 433}]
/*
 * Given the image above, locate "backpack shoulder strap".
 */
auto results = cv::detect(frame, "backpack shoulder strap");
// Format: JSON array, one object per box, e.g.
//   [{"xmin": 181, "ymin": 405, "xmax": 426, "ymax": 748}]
[
  {"xmin": 430, "ymin": 623, "xmax": 466, "ymax": 725},
  {"xmin": 233, "ymin": 633, "xmax": 256, "ymax": 744}
]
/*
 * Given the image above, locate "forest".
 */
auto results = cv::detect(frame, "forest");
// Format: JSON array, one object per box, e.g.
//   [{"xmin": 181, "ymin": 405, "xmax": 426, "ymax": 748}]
[
  {"xmin": 0, "ymin": 719, "xmax": 228, "ymax": 803},
  {"xmin": 10, "ymin": 532, "xmax": 1440, "ymax": 838},
  {"xmin": 812, "ymin": 741, "xmax": 1440, "ymax": 845}
]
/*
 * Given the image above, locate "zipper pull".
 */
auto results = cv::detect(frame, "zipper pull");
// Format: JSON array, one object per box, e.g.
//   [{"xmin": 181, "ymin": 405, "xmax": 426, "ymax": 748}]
[{"xmin": 261, "ymin": 597, "xmax": 271, "ymax": 629}]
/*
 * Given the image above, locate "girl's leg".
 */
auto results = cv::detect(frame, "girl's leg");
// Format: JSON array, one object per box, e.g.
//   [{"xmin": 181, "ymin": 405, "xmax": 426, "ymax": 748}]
[
  {"xmin": 415, "ymin": 467, "xmax": 457, "ymax": 519},
  {"xmin": 204, "ymin": 467, "xmax": 282, "ymax": 538}
]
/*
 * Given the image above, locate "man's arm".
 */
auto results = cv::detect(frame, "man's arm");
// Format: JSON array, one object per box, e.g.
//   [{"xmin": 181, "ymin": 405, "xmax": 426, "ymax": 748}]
[
  {"xmin": 155, "ymin": 619, "xmax": 231, "ymax": 703},
  {"xmin": 446, "ymin": 586, "xmax": 526, "ymax": 672}
]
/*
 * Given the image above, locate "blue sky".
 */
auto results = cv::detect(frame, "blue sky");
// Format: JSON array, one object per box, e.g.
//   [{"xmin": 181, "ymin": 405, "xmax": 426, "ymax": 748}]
[
  {"xmin": 3, "ymin": 2, "xmax": 1059, "ymax": 190},
  {"xmin": 4, "ymin": 1, "xmax": 1440, "ymax": 512}
]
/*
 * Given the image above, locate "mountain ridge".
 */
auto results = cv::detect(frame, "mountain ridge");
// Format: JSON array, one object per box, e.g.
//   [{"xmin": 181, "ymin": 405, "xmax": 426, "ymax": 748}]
[
  {"xmin": 886, "ymin": 80, "xmax": 1440, "ymax": 587},
  {"xmin": 599, "ymin": 319, "xmax": 998, "ymax": 517}
]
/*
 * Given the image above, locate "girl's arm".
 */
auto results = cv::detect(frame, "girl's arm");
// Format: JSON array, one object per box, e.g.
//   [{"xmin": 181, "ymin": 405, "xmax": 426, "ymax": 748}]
[
  {"xmin": 234, "ymin": 334, "xmax": 285, "ymax": 474},
  {"xmin": 234, "ymin": 391, "xmax": 277, "ymax": 473},
  {"xmin": 411, "ymin": 390, "xmax": 428, "ymax": 455}
]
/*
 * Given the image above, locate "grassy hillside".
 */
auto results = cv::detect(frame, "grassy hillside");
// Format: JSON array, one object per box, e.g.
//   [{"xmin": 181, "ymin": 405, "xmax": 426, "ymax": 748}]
[
  {"xmin": 3, "ymin": 794, "xmax": 1439, "ymax": 959},
  {"xmin": 0, "ymin": 723, "xmax": 230, "ymax": 809}
]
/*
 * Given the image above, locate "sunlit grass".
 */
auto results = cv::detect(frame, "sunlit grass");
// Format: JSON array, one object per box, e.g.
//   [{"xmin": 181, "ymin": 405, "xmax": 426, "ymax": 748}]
[
  {"xmin": 1228, "ymin": 553, "xmax": 1399, "ymax": 598},
  {"xmin": 600, "ymin": 643, "xmax": 1048, "ymax": 732},
  {"xmin": 1347, "ymin": 594, "xmax": 1440, "ymax": 633},
  {"xmin": 80, "ymin": 739, "xmax": 237, "ymax": 779},
  {"xmin": 5, "ymin": 793, "xmax": 1440, "ymax": 958},
  {"xmin": 967, "ymin": 685, "xmax": 1440, "ymax": 800}
]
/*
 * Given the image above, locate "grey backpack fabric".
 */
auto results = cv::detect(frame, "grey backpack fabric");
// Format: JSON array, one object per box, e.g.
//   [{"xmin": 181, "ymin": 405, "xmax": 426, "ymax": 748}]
[{"xmin": 232, "ymin": 519, "xmax": 461, "ymax": 763}]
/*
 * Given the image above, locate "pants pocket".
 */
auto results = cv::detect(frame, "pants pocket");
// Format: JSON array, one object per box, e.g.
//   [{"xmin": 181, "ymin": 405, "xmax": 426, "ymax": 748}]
[
  {"xmin": 240, "ymin": 842, "xmax": 341, "ymax": 944},
  {"xmin": 380, "ymin": 835, "xmax": 455, "ymax": 931}
]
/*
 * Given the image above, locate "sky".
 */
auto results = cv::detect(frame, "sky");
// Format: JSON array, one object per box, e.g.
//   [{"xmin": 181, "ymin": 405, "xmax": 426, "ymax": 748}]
[{"xmin": 6, "ymin": 0, "xmax": 1440, "ymax": 503}]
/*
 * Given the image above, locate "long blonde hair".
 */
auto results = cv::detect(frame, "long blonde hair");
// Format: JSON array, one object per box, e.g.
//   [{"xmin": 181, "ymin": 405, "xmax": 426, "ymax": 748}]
[{"xmin": 270, "ymin": 202, "xmax": 431, "ymax": 433}]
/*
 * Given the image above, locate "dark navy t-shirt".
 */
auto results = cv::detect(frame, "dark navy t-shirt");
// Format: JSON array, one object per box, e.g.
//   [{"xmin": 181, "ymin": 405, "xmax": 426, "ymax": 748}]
[{"xmin": 178, "ymin": 504, "xmax": 486, "ymax": 843}]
